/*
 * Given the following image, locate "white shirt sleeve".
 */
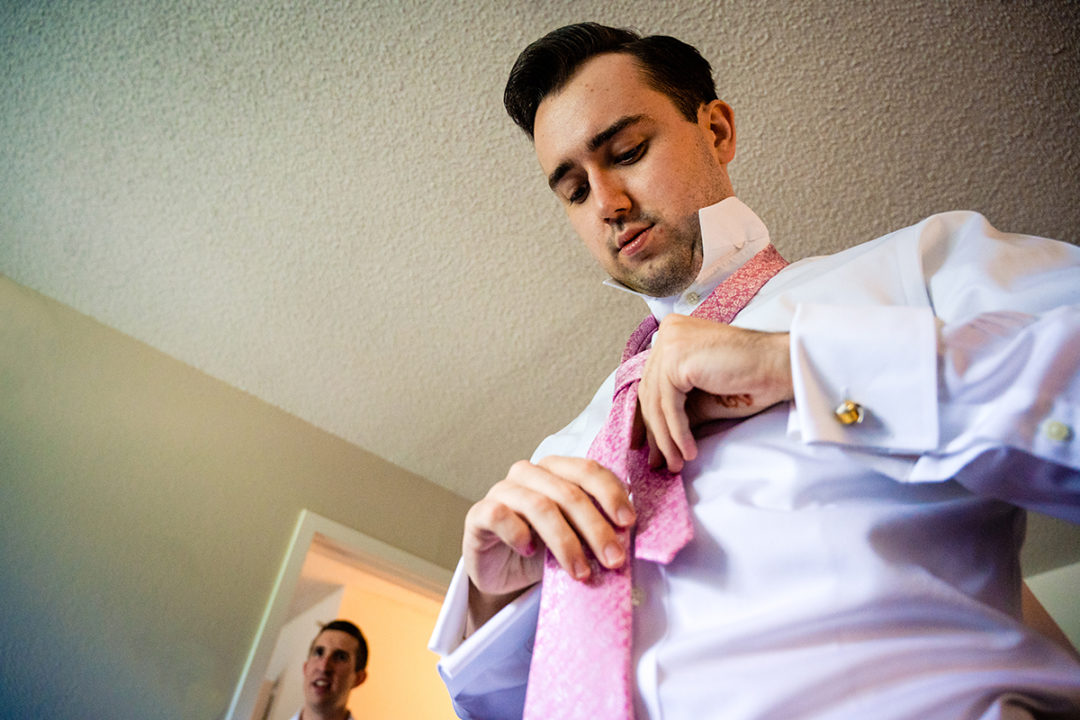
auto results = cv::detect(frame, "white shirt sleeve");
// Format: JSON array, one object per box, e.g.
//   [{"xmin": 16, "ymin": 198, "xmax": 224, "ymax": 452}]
[
  {"xmin": 917, "ymin": 305, "xmax": 1080, "ymax": 520},
  {"xmin": 789, "ymin": 303, "xmax": 938, "ymax": 451},
  {"xmin": 427, "ymin": 559, "xmax": 540, "ymax": 719},
  {"xmin": 787, "ymin": 212, "xmax": 1080, "ymax": 521}
]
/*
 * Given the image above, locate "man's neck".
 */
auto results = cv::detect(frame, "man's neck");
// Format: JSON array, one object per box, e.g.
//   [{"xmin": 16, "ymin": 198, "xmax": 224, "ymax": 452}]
[{"xmin": 603, "ymin": 196, "xmax": 771, "ymax": 322}]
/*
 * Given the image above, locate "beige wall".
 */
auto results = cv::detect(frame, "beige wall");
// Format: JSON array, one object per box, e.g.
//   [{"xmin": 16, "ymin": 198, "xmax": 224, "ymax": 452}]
[{"xmin": 0, "ymin": 276, "xmax": 471, "ymax": 719}]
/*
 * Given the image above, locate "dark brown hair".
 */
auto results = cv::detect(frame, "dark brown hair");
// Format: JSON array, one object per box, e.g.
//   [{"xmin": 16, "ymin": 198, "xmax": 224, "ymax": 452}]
[{"xmin": 504, "ymin": 22, "xmax": 718, "ymax": 138}]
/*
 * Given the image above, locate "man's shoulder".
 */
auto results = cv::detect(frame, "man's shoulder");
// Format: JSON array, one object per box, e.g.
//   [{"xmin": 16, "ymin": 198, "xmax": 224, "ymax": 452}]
[
  {"xmin": 859, "ymin": 210, "xmax": 1072, "ymax": 258},
  {"xmin": 786, "ymin": 210, "xmax": 1075, "ymax": 276}
]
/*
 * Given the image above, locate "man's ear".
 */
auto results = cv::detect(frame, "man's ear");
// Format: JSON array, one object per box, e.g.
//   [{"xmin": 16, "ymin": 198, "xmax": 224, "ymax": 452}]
[
  {"xmin": 352, "ymin": 669, "xmax": 367, "ymax": 688},
  {"xmin": 701, "ymin": 99, "xmax": 736, "ymax": 165}
]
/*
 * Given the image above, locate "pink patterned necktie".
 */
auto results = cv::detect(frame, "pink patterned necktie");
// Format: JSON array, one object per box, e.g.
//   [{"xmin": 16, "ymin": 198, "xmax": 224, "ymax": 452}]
[{"xmin": 522, "ymin": 244, "xmax": 788, "ymax": 720}]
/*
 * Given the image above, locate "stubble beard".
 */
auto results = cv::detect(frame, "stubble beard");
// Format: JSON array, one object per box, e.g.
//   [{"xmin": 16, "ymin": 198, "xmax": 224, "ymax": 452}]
[{"xmin": 617, "ymin": 212, "xmax": 704, "ymax": 297}]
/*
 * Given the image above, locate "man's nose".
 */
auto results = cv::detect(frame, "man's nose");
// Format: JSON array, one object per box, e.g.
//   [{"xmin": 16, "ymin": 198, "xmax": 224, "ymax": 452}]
[{"xmin": 591, "ymin": 172, "xmax": 632, "ymax": 224}]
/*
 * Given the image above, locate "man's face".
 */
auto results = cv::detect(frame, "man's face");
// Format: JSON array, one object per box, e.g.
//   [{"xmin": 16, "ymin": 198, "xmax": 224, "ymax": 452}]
[
  {"xmin": 533, "ymin": 52, "xmax": 736, "ymax": 297},
  {"xmin": 302, "ymin": 629, "xmax": 365, "ymax": 715}
]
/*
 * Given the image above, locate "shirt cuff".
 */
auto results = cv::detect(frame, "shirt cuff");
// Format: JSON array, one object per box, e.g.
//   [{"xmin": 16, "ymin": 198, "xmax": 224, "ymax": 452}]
[
  {"xmin": 788, "ymin": 303, "xmax": 938, "ymax": 451},
  {"xmin": 428, "ymin": 558, "xmax": 541, "ymax": 699}
]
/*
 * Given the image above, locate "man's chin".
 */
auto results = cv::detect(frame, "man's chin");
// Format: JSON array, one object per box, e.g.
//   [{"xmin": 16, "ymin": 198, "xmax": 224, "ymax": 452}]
[
  {"xmin": 305, "ymin": 686, "xmax": 339, "ymax": 707},
  {"xmin": 622, "ymin": 272, "xmax": 695, "ymax": 298},
  {"xmin": 616, "ymin": 252, "xmax": 699, "ymax": 297}
]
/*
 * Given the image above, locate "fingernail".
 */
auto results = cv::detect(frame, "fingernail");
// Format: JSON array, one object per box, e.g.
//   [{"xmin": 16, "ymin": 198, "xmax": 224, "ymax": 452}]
[
  {"xmin": 616, "ymin": 506, "xmax": 635, "ymax": 526},
  {"xmin": 603, "ymin": 542, "xmax": 625, "ymax": 567},
  {"xmin": 573, "ymin": 558, "xmax": 591, "ymax": 579}
]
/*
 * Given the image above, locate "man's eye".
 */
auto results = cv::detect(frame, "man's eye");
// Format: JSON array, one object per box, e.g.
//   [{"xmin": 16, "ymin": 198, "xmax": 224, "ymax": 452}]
[
  {"xmin": 568, "ymin": 185, "xmax": 588, "ymax": 204},
  {"xmin": 333, "ymin": 650, "xmax": 348, "ymax": 661},
  {"xmin": 614, "ymin": 142, "xmax": 645, "ymax": 165}
]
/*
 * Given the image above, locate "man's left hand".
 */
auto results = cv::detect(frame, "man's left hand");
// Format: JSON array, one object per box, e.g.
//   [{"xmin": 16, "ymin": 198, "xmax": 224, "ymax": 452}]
[{"xmin": 635, "ymin": 315, "xmax": 794, "ymax": 472}]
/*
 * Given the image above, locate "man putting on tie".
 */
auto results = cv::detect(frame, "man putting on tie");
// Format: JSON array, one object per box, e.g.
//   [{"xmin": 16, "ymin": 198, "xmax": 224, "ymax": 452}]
[{"xmin": 429, "ymin": 22, "xmax": 1080, "ymax": 720}]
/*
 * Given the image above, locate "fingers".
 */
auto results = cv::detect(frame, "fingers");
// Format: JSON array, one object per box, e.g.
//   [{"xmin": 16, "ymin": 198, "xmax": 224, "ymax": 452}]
[
  {"xmin": 535, "ymin": 456, "xmax": 636, "ymax": 529},
  {"xmin": 531, "ymin": 457, "xmax": 633, "ymax": 576},
  {"xmin": 465, "ymin": 493, "xmax": 537, "ymax": 558},
  {"xmin": 639, "ymin": 381, "xmax": 690, "ymax": 472},
  {"xmin": 465, "ymin": 457, "xmax": 634, "ymax": 588},
  {"xmin": 638, "ymin": 330, "xmax": 696, "ymax": 472},
  {"xmin": 637, "ymin": 316, "xmax": 793, "ymax": 472},
  {"xmin": 659, "ymin": 373, "xmax": 698, "ymax": 470},
  {"xmin": 632, "ymin": 405, "xmax": 676, "ymax": 472}
]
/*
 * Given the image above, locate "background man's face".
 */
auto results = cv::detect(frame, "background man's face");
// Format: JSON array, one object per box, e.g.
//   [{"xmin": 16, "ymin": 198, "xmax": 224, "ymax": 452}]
[
  {"xmin": 302, "ymin": 629, "xmax": 365, "ymax": 714},
  {"xmin": 532, "ymin": 52, "xmax": 735, "ymax": 297}
]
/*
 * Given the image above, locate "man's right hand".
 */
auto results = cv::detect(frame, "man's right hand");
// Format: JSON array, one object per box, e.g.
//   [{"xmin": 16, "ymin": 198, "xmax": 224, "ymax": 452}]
[{"xmin": 462, "ymin": 455, "xmax": 636, "ymax": 633}]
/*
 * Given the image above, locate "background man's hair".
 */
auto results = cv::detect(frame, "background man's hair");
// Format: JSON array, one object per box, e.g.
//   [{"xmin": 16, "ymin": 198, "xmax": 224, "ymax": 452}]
[
  {"xmin": 504, "ymin": 22, "xmax": 718, "ymax": 138},
  {"xmin": 310, "ymin": 619, "xmax": 369, "ymax": 671}
]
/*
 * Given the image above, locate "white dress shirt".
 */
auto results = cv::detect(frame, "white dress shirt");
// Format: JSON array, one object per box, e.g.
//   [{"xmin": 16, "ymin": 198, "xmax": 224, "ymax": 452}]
[{"xmin": 429, "ymin": 198, "xmax": 1080, "ymax": 719}]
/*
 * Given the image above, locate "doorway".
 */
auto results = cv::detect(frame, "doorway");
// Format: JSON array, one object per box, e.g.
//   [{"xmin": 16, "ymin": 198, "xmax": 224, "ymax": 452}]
[{"xmin": 226, "ymin": 510, "xmax": 457, "ymax": 719}]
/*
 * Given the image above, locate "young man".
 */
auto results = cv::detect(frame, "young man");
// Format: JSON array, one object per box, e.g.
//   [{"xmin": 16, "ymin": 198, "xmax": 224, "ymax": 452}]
[
  {"xmin": 292, "ymin": 620, "xmax": 368, "ymax": 720},
  {"xmin": 430, "ymin": 23, "xmax": 1080, "ymax": 720}
]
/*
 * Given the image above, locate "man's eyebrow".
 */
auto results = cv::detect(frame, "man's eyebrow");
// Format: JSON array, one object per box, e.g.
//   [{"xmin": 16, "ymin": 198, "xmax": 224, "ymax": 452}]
[
  {"xmin": 547, "ymin": 114, "xmax": 648, "ymax": 190},
  {"xmin": 587, "ymin": 114, "xmax": 646, "ymax": 152}
]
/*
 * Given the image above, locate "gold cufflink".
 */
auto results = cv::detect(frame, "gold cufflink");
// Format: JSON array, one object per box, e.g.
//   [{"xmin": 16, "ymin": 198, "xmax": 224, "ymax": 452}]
[{"xmin": 834, "ymin": 400, "xmax": 864, "ymax": 425}]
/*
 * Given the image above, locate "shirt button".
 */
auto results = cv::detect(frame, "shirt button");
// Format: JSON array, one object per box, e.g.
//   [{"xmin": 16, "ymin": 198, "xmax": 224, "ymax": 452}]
[
  {"xmin": 684, "ymin": 291, "xmax": 701, "ymax": 305},
  {"xmin": 1043, "ymin": 420, "xmax": 1073, "ymax": 442},
  {"xmin": 631, "ymin": 587, "xmax": 646, "ymax": 607}
]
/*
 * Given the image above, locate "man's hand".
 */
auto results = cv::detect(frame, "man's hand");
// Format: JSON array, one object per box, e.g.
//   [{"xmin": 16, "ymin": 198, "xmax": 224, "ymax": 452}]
[
  {"xmin": 462, "ymin": 455, "xmax": 636, "ymax": 633},
  {"xmin": 636, "ymin": 315, "xmax": 793, "ymax": 472}
]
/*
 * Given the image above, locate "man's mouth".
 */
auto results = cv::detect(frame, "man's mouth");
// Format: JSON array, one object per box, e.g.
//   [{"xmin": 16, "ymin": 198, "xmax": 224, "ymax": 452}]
[
  {"xmin": 314, "ymin": 678, "xmax": 330, "ymax": 689},
  {"xmin": 617, "ymin": 224, "xmax": 654, "ymax": 256}
]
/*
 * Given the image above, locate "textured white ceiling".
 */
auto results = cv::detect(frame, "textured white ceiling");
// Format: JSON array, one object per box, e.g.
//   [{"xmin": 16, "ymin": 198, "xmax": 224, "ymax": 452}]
[{"xmin": 2, "ymin": 0, "xmax": 1078, "ymax": 502}]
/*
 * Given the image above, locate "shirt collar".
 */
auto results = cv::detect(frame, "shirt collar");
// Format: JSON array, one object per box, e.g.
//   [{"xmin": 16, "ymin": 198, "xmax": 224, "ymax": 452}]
[{"xmin": 603, "ymin": 197, "xmax": 771, "ymax": 322}]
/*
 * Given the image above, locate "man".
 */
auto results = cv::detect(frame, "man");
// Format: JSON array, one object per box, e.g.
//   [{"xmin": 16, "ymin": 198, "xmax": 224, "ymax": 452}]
[
  {"xmin": 429, "ymin": 22, "xmax": 1080, "ymax": 720},
  {"xmin": 291, "ymin": 619, "xmax": 368, "ymax": 720}
]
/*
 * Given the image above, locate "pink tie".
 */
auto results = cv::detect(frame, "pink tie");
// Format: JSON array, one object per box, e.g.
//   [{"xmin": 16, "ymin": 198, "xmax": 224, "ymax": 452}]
[{"xmin": 522, "ymin": 245, "xmax": 788, "ymax": 720}]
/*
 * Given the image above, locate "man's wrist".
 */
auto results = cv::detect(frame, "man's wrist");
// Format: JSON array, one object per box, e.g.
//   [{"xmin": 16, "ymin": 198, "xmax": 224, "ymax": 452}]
[{"xmin": 466, "ymin": 580, "xmax": 532, "ymax": 637}]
